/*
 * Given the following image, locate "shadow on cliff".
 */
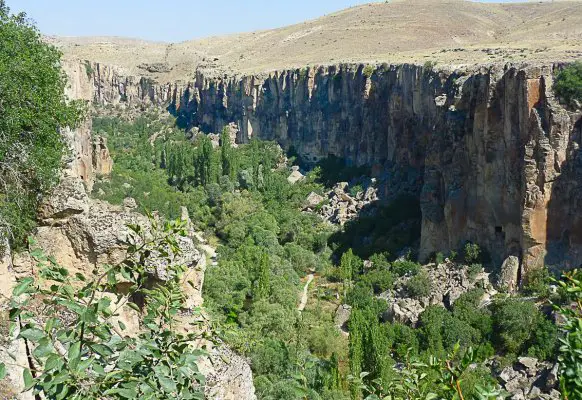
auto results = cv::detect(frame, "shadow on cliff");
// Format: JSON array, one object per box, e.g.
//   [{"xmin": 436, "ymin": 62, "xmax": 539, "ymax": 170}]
[
  {"xmin": 545, "ymin": 116, "xmax": 582, "ymax": 270},
  {"xmin": 327, "ymin": 195, "xmax": 422, "ymax": 261}
]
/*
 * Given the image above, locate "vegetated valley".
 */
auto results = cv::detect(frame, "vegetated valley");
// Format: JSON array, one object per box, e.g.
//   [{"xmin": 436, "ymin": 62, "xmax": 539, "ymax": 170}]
[{"xmin": 1, "ymin": 1, "xmax": 582, "ymax": 400}]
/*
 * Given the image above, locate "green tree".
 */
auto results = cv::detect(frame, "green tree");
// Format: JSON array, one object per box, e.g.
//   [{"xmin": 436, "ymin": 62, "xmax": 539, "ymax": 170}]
[
  {"xmin": 553, "ymin": 270, "xmax": 582, "ymax": 399},
  {"xmin": 0, "ymin": 2, "xmax": 82, "ymax": 247},
  {"xmin": 220, "ymin": 127, "xmax": 236, "ymax": 179},
  {"xmin": 255, "ymin": 252, "xmax": 271, "ymax": 299},
  {"xmin": 554, "ymin": 61, "xmax": 582, "ymax": 107}
]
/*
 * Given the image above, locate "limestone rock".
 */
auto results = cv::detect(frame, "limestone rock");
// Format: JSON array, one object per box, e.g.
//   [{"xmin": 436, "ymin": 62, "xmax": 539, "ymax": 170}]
[
  {"xmin": 66, "ymin": 60, "xmax": 582, "ymax": 276},
  {"xmin": 305, "ymin": 191, "xmax": 325, "ymax": 208},
  {"xmin": 38, "ymin": 175, "xmax": 89, "ymax": 222},
  {"xmin": 202, "ymin": 345, "xmax": 257, "ymax": 400},
  {"xmin": 123, "ymin": 197, "xmax": 138, "ymax": 210},
  {"xmin": 380, "ymin": 262, "xmax": 495, "ymax": 325},
  {"xmin": 334, "ymin": 304, "xmax": 352, "ymax": 334},
  {"xmin": 499, "ymin": 256, "xmax": 520, "ymax": 292},
  {"xmin": 287, "ymin": 170, "xmax": 305, "ymax": 184}
]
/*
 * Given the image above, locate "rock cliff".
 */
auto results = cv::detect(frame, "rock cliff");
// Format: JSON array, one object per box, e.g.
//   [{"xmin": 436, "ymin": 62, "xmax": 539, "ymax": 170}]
[{"xmin": 69, "ymin": 59, "xmax": 582, "ymax": 279}]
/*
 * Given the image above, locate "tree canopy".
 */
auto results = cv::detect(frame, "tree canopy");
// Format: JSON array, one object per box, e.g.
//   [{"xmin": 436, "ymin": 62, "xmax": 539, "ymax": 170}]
[{"xmin": 0, "ymin": 1, "xmax": 82, "ymax": 247}]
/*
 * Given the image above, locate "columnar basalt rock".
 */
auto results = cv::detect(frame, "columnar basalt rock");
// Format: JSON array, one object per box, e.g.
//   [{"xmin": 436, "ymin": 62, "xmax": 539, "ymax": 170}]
[{"xmin": 69, "ymin": 59, "xmax": 582, "ymax": 279}]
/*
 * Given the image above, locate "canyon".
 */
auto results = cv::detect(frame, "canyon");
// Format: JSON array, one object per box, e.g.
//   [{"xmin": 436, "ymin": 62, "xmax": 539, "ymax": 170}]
[
  {"xmin": 54, "ymin": 0, "xmax": 582, "ymax": 277},
  {"xmin": 62, "ymin": 58, "xmax": 582, "ymax": 278}
]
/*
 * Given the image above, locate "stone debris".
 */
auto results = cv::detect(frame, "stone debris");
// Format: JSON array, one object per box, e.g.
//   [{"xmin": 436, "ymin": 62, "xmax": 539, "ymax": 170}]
[
  {"xmin": 307, "ymin": 182, "xmax": 379, "ymax": 225},
  {"xmin": 495, "ymin": 358, "xmax": 560, "ymax": 400},
  {"xmin": 380, "ymin": 262, "xmax": 495, "ymax": 325}
]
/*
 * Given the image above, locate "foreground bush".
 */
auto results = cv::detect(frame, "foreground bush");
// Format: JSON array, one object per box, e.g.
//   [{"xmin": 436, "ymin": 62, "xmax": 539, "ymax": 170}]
[{"xmin": 0, "ymin": 219, "xmax": 206, "ymax": 399}]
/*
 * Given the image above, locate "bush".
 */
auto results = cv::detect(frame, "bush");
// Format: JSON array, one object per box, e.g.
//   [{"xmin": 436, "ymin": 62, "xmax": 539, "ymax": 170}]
[
  {"xmin": 360, "ymin": 269, "xmax": 394, "ymax": 294},
  {"xmin": 391, "ymin": 259, "xmax": 421, "ymax": 277},
  {"xmin": 464, "ymin": 242, "xmax": 481, "ymax": 264},
  {"xmin": 553, "ymin": 271, "xmax": 582, "ymax": 399},
  {"xmin": 362, "ymin": 65, "xmax": 374, "ymax": 78},
  {"xmin": 522, "ymin": 267, "xmax": 552, "ymax": 298},
  {"xmin": 493, "ymin": 299, "xmax": 558, "ymax": 359},
  {"xmin": 554, "ymin": 61, "xmax": 582, "ymax": 107},
  {"xmin": 405, "ymin": 270, "xmax": 431, "ymax": 299}
]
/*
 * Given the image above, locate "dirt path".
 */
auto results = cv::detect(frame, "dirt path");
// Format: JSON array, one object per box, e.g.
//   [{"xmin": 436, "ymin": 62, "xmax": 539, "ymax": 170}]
[{"xmin": 298, "ymin": 274, "xmax": 314, "ymax": 312}]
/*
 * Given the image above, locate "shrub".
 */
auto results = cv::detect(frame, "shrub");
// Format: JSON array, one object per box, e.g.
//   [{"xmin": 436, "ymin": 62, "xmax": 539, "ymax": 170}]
[
  {"xmin": 360, "ymin": 269, "xmax": 394, "ymax": 294},
  {"xmin": 464, "ymin": 242, "xmax": 481, "ymax": 264},
  {"xmin": 0, "ymin": 219, "xmax": 206, "ymax": 399},
  {"xmin": 423, "ymin": 60, "xmax": 437, "ymax": 70},
  {"xmin": 405, "ymin": 270, "xmax": 431, "ymax": 299},
  {"xmin": 523, "ymin": 267, "xmax": 552, "ymax": 298},
  {"xmin": 493, "ymin": 298, "xmax": 558, "ymax": 359},
  {"xmin": 554, "ymin": 61, "xmax": 582, "ymax": 107},
  {"xmin": 553, "ymin": 270, "xmax": 582, "ymax": 399},
  {"xmin": 391, "ymin": 259, "xmax": 421, "ymax": 277},
  {"xmin": 349, "ymin": 184, "xmax": 363, "ymax": 197},
  {"xmin": 362, "ymin": 65, "xmax": 374, "ymax": 78},
  {"xmin": 84, "ymin": 60, "xmax": 94, "ymax": 77}
]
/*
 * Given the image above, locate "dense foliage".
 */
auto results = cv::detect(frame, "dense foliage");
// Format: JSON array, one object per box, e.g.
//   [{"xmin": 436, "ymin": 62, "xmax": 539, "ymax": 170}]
[
  {"xmin": 0, "ymin": 219, "xmax": 205, "ymax": 399},
  {"xmin": 93, "ymin": 114, "xmax": 347, "ymax": 399},
  {"xmin": 554, "ymin": 61, "xmax": 582, "ymax": 108},
  {"xmin": 90, "ymin": 113, "xmax": 570, "ymax": 400},
  {"xmin": 553, "ymin": 270, "xmax": 582, "ymax": 400},
  {"xmin": 0, "ymin": 1, "xmax": 82, "ymax": 248}
]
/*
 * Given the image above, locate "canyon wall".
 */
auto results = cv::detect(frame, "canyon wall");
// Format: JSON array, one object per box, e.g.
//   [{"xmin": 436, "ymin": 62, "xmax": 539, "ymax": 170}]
[{"xmin": 76, "ymin": 60, "xmax": 582, "ymax": 276}]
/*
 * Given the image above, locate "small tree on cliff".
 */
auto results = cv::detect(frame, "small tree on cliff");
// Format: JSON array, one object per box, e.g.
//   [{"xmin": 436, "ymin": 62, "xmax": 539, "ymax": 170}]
[
  {"xmin": 554, "ymin": 61, "xmax": 582, "ymax": 108},
  {"xmin": 0, "ymin": 1, "xmax": 83, "ymax": 248}
]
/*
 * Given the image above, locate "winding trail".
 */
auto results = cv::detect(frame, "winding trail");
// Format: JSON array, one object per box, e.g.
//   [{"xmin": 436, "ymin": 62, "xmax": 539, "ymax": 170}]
[{"xmin": 298, "ymin": 274, "xmax": 314, "ymax": 312}]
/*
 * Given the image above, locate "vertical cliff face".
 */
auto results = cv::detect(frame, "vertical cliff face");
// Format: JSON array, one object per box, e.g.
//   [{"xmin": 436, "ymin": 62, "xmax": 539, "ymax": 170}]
[{"xmin": 75, "ymin": 60, "xmax": 582, "ymax": 275}]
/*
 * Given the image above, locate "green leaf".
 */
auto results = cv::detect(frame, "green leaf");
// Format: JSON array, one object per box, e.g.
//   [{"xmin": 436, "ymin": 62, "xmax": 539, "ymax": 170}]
[
  {"xmin": 158, "ymin": 375, "xmax": 178, "ymax": 393},
  {"xmin": 13, "ymin": 277, "xmax": 34, "ymax": 296},
  {"xmin": 119, "ymin": 320, "xmax": 127, "ymax": 331},
  {"xmin": 23, "ymin": 368, "xmax": 35, "ymax": 391},
  {"xmin": 0, "ymin": 363, "xmax": 6, "ymax": 380},
  {"xmin": 44, "ymin": 354, "xmax": 63, "ymax": 372},
  {"xmin": 19, "ymin": 328, "xmax": 46, "ymax": 342},
  {"xmin": 68, "ymin": 341, "xmax": 81, "ymax": 361}
]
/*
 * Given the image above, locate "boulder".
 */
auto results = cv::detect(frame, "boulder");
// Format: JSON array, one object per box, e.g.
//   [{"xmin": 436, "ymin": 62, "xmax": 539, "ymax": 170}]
[
  {"xmin": 499, "ymin": 256, "xmax": 520, "ymax": 291},
  {"xmin": 305, "ymin": 192, "xmax": 325, "ymax": 208},
  {"xmin": 334, "ymin": 304, "xmax": 352, "ymax": 334},
  {"xmin": 287, "ymin": 170, "xmax": 305, "ymax": 184}
]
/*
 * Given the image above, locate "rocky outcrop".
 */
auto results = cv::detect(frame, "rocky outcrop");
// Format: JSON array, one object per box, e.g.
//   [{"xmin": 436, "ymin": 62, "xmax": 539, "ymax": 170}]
[
  {"xmin": 61, "ymin": 61, "xmax": 113, "ymax": 191},
  {"xmin": 68, "ymin": 60, "xmax": 582, "ymax": 280},
  {"xmin": 380, "ymin": 262, "xmax": 495, "ymax": 325},
  {"xmin": 2, "ymin": 175, "xmax": 256, "ymax": 399},
  {"xmin": 306, "ymin": 181, "xmax": 379, "ymax": 225},
  {"xmin": 496, "ymin": 357, "xmax": 560, "ymax": 400}
]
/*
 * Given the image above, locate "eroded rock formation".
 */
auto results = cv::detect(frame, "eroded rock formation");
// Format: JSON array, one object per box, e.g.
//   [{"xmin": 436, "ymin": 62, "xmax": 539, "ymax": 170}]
[{"xmin": 69, "ymin": 60, "xmax": 582, "ymax": 280}]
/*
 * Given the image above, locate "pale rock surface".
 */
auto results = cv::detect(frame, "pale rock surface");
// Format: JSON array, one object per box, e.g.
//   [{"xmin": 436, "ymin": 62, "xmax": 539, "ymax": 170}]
[
  {"xmin": 499, "ymin": 256, "xmax": 520, "ymax": 292},
  {"xmin": 287, "ymin": 170, "xmax": 305, "ymax": 184}
]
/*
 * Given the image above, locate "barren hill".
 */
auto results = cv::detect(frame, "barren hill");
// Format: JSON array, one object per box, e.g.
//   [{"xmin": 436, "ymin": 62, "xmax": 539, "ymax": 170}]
[{"xmin": 53, "ymin": 0, "xmax": 582, "ymax": 79}]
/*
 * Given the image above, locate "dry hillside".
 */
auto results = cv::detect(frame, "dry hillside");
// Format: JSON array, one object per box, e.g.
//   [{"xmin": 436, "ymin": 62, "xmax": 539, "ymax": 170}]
[{"xmin": 52, "ymin": 0, "xmax": 582, "ymax": 80}]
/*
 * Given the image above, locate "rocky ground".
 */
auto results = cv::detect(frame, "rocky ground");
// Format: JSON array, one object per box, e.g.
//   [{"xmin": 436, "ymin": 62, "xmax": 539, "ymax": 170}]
[{"xmin": 303, "ymin": 181, "xmax": 379, "ymax": 226}]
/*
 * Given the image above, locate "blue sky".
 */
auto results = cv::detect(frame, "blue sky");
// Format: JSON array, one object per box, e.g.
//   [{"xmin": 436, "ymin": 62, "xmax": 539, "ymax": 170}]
[{"xmin": 8, "ymin": 0, "xmax": 525, "ymax": 42}]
